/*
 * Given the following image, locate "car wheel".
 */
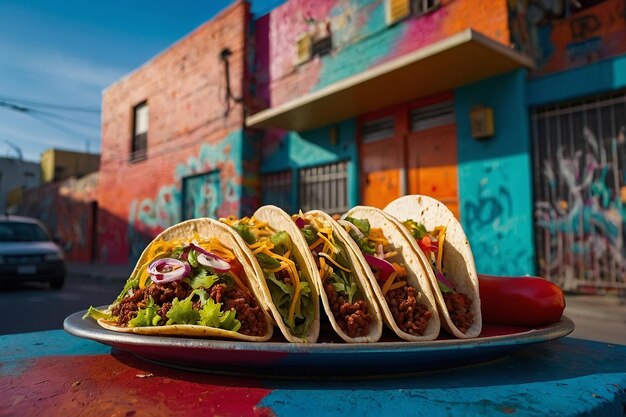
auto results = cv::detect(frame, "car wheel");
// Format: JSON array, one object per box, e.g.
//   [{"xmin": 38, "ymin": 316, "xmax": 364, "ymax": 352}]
[{"xmin": 49, "ymin": 276, "xmax": 65, "ymax": 289}]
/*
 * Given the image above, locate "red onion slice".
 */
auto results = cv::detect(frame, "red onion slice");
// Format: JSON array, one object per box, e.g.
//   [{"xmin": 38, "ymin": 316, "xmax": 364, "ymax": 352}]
[
  {"xmin": 364, "ymin": 254, "xmax": 395, "ymax": 281},
  {"xmin": 147, "ymin": 258, "xmax": 188, "ymax": 284},
  {"xmin": 294, "ymin": 216, "xmax": 305, "ymax": 229},
  {"xmin": 197, "ymin": 253, "xmax": 231, "ymax": 273},
  {"xmin": 436, "ymin": 270, "xmax": 456, "ymax": 292}
]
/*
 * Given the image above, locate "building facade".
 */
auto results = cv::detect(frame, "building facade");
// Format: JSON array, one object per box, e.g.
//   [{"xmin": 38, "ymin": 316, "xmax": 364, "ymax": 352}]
[
  {"xmin": 95, "ymin": 0, "xmax": 625, "ymax": 291},
  {"xmin": 0, "ymin": 157, "xmax": 39, "ymax": 211}
]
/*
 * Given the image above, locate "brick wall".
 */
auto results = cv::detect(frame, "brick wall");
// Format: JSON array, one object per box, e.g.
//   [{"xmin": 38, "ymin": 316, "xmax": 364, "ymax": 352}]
[{"xmin": 99, "ymin": 1, "xmax": 250, "ymax": 264}]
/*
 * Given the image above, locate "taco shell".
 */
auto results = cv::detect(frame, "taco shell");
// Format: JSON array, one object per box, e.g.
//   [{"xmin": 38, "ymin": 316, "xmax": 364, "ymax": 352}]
[
  {"xmin": 384, "ymin": 195, "xmax": 482, "ymax": 338},
  {"xmin": 94, "ymin": 218, "xmax": 274, "ymax": 342},
  {"xmin": 302, "ymin": 210, "xmax": 384, "ymax": 343},
  {"xmin": 236, "ymin": 205, "xmax": 321, "ymax": 343},
  {"xmin": 341, "ymin": 206, "xmax": 440, "ymax": 341}
]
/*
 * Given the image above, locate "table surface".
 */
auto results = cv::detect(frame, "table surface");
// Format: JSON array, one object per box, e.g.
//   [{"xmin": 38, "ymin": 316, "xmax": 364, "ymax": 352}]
[{"xmin": 1, "ymin": 330, "xmax": 625, "ymax": 417}]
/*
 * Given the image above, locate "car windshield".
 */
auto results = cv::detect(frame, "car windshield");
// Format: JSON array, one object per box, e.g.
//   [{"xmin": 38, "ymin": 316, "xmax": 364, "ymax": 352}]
[{"xmin": 0, "ymin": 221, "xmax": 51, "ymax": 242}]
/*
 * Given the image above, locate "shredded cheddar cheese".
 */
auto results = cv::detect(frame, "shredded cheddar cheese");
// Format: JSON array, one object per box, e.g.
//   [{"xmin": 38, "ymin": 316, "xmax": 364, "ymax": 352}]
[
  {"xmin": 381, "ymin": 271, "xmax": 398, "ymax": 296},
  {"xmin": 436, "ymin": 227, "xmax": 446, "ymax": 272}
]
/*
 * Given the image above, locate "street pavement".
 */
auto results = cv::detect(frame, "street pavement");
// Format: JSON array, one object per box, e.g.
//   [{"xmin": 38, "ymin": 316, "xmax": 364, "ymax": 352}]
[{"xmin": 65, "ymin": 262, "xmax": 626, "ymax": 345}]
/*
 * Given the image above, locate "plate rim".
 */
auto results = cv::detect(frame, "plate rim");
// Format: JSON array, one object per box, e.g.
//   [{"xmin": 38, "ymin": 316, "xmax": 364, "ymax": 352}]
[{"xmin": 64, "ymin": 307, "xmax": 575, "ymax": 354}]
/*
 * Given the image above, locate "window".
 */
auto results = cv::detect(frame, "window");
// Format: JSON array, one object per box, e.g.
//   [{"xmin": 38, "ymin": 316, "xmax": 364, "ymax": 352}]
[
  {"xmin": 260, "ymin": 161, "xmax": 349, "ymax": 216},
  {"xmin": 261, "ymin": 170, "xmax": 293, "ymax": 213},
  {"xmin": 131, "ymin": 101, "xmax": 148, "ymax": 162},
  {"xmin": 299, "ymin": 161, "xmax": 349, "ymax": 215},
  {"xmin": 361, "ymin": 116, "xmax": 395, "ymax": 143},
  {"xmin": 412, "ymin": 0, "xmax": 439, "ymax": 15},
  {"xmin": 410, "ymin": 100, "xmax": 455, "ymax": 131}
]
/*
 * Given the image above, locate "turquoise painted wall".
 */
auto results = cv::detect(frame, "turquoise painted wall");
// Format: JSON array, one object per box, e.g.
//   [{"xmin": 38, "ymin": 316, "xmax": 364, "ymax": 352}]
[
  {"xmin": 528, "ymin": 54, "xmax": 626, "ymax": 106},
  {"xmin": 455, "ymin": 70, "xmax": 535, "ymax": 276},
  {"xmin": 261, "ymin": 120, "xmax": 359, "ymax": 210}
]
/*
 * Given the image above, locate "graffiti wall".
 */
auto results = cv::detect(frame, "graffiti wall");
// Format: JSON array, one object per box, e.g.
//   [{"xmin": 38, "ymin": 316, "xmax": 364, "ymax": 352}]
[
  {"xmin": 17, "ymin": 173, "xmax": 98, "ymax": 262},
  {"xmin": 456, "ymin": 71, "xmax": 535, "ymax": 276},
  {"xmin": 532, "ymin": 94, "xmax": 626, "ymax": 290},
  {"xmin": 257, "ymin": 0, "xmax": 510, "ymax": 108},
  {"xmin": 124, "ymin": 132, "xmax": 246, "ymax": 261},
  {"xmin": 510, "ymin": 0, "xmax": 626, "ymax": 76}
]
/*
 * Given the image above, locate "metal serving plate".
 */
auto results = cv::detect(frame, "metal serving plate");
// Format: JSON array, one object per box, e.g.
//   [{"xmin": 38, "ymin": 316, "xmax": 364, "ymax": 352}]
[{"xmin": 64, "ymin": 309, "xmax": 574, "ymax": 378}]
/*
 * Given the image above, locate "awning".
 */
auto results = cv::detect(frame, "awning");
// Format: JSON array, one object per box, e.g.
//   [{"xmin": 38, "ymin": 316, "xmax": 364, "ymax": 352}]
[{"xmin": 246, "ymin": 29, "xmax": 534, "ymax": 131}]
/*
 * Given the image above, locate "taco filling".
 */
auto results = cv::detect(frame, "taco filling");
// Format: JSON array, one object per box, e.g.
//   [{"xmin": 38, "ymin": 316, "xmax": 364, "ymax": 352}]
[
  {"xmin": 343, "ymin": 217, "xmax": 432, "ymax": 336},
  {"xmin": 294, "ymin": 213, "xmax": 373, "ymax": 338},
  {"xmin": 86, "ymin": 236, "xmax": 267, "ymax": 337},
  {"xmin": 403, "ymin": 220, "xmax": 474, "ymax": 333},
  {"xmin": 222, "ymin": 216, "xmax": 315, "ymax": 338}
]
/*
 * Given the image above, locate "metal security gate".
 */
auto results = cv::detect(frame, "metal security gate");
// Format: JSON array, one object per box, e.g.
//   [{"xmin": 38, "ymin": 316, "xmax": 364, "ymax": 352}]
[
  {"xmin": 531, "ymin": 90, "xmax": 626, "ymax": 291},
  {"xmin": 261, "ymin": 161, "xmax": 349, "ymax": 216},
  {"xmin": 299, "ymin": 161, "xmax": 349, "ymax": 215}
]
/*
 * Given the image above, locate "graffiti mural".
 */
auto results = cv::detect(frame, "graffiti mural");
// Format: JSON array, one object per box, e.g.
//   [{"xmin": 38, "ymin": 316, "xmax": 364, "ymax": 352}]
[
  {"xmin": 126, "ymin": 132, "xmax": 244, "ymax": 261},
  {"xmin": 509, "ymin": 0, "xmax": 626, "ymax": 75},
  {"xmin": 532, "ymin": 96, "xmax": 626, "ymax": 290},
  {"xmin": 16, "ymin": 173, "xmax": 98, "ymax": 262},
  {"xmin": 462, "ymin": 161, "xmax": 534, "ymax": 276},
  {"xmin": 262, "ymin": 0, "xmax": 509, "ymax": 107}
]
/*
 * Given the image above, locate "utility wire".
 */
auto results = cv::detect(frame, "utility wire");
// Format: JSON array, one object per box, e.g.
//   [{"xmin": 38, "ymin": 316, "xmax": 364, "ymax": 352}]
[
  {"xmin": 0, "ymin": 95, "xmax": 100, "ymax": 113},
  {"xmin": 0, "ymin": 101, "xmax": 98, "ymax": 142}
]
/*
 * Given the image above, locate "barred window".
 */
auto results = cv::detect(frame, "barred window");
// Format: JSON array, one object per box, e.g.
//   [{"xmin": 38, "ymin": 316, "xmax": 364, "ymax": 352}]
[{"xmin": 260, "ymin": 170, "xmax": 293, "ymax": 213}]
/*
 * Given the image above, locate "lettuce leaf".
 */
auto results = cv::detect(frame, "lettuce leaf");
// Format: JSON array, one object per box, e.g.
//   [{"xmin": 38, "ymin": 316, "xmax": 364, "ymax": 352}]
[
  {"xmin": 198, "ymin": 298, "xmax": 222, "ymax": 327},
  {"xmin": 187, "ymin": 268, "xmax": 219, "ymax": 290},
  {"xmin": 345, "ymin": 217, "xmax": 370, "ymax": 235},
  {"xmin": 166, "ymin": 296, "xmax": 200, "ymax": 325},
  {"xmin": 256, "ymin": 252, "xmax": 281, "ymax": 270},
  {"xmin": 403, "ymin": 219, "xmax": 428, "ymax": 240},
  {"xmin": 83, "ymin": 306, "xmax": 114, "ymax": 321},
  {"xmin": 301, "ymin": 226, "xmax": 318, "ymax": 246},
  {"xmin": 270, "ymin": 231, "xmax": 292, "ymax": 255},
  {"xmin": 233, "ymin": 224, "xmax": 256, "ymax": 245},
  {"xmin": 198, "ymin": 298, "xmax": 241, "ymax": 331},
  {"xmin": 128, "ymin": 296, "xmax": 161, "ymax": 327},
  {"xmin": 219, "ymin": 309, "xmax": 241, "ymax": 332}
]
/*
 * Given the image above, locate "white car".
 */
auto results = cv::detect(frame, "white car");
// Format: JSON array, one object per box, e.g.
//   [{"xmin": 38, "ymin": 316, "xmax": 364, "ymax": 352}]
[{"xmin": 0, "ymin": 215, "xmax": 66, "ymax": 288}]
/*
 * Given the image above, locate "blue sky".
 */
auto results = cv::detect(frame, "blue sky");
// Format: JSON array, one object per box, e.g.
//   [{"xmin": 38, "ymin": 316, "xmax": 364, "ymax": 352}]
[{"xmin": 0, "ymin": 0, "xmax": 282, "ymax": 162}]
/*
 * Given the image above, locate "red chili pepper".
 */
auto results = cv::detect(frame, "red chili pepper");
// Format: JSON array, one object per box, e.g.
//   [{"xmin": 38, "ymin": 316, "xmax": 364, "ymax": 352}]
[{"xmin": 478, "ymin": 274, "xmax": 566, "ymax": 326}]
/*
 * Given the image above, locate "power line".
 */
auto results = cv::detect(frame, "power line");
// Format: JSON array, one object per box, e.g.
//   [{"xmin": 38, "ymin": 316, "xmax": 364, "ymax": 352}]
[{"xmin": 0, "ymin": 95, "xmax": 100, "ymax": 113}]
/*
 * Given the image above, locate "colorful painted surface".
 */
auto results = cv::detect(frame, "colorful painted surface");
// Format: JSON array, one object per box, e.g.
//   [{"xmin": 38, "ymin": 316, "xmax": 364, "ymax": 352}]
[
  {"xmin": 16, "ymin": 173, "xmax": 99, "ymax": 262},
  {"xmin": 456, "ymin": 71, "xmax": 535, "ymax": 276},
  {"xmin": 2, "ymin": 330, "xmax": 626, "ymax": 417},
  {"xmin": 124, "ymin": 131, "xmax": 247, "ymax": 262},
  {"xmin": 263, "ymin": 0, "xmax": 509, "ymax": 107},
  {"xmin": 260, "ymin": 120, "xmax": 359, "ymax": 211},
  {"xmin": 533, "ymin": 119, "xmax": 626, "ymax": 290},
  {"xmin": 510, "ymin": 0, "xmax": 626, "ymax": 76}
]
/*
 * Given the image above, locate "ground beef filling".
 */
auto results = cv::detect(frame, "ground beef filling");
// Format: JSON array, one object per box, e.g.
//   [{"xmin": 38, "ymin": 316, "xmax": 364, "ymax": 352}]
[
  {"xmin": 324, "ymin": 283, "xmax": 372, "ymax": 338},
  {"xmin": 384, "ymin": 285, "xmax": 432, "ymax": 336},
  {"xmin": 443, "ymin": 291, "xmax": 474, "ymax": 333},
  {"xmin": 112, "ymin": 280, "xmax": 266, "ymax": 336}
]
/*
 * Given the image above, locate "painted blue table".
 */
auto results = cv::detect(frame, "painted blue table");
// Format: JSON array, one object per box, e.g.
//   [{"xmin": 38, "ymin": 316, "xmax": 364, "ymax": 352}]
[{"xmin": 1, "ymin": 330, "xmax": 625, "ymax": 417}]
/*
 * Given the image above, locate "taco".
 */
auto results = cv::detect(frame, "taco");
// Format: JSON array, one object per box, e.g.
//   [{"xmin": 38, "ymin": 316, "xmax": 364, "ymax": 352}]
[
  {"xmin": 83, "ymin": 218, "xmax": 274, "ymax": 341},
  {"xmin": 384, "ymin": 195, "xmax": 482, "ymax": 338},
  {"xmin": 292, "ymin": 210, "xmax": 383, "ymax": 343},
  {"xmin": 340, "ymin": 206, "xmax": 440, "ymax": 341},
  {"xmin": 221, "ymin": 206, "xmax": 320, "ymax": 343}
]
